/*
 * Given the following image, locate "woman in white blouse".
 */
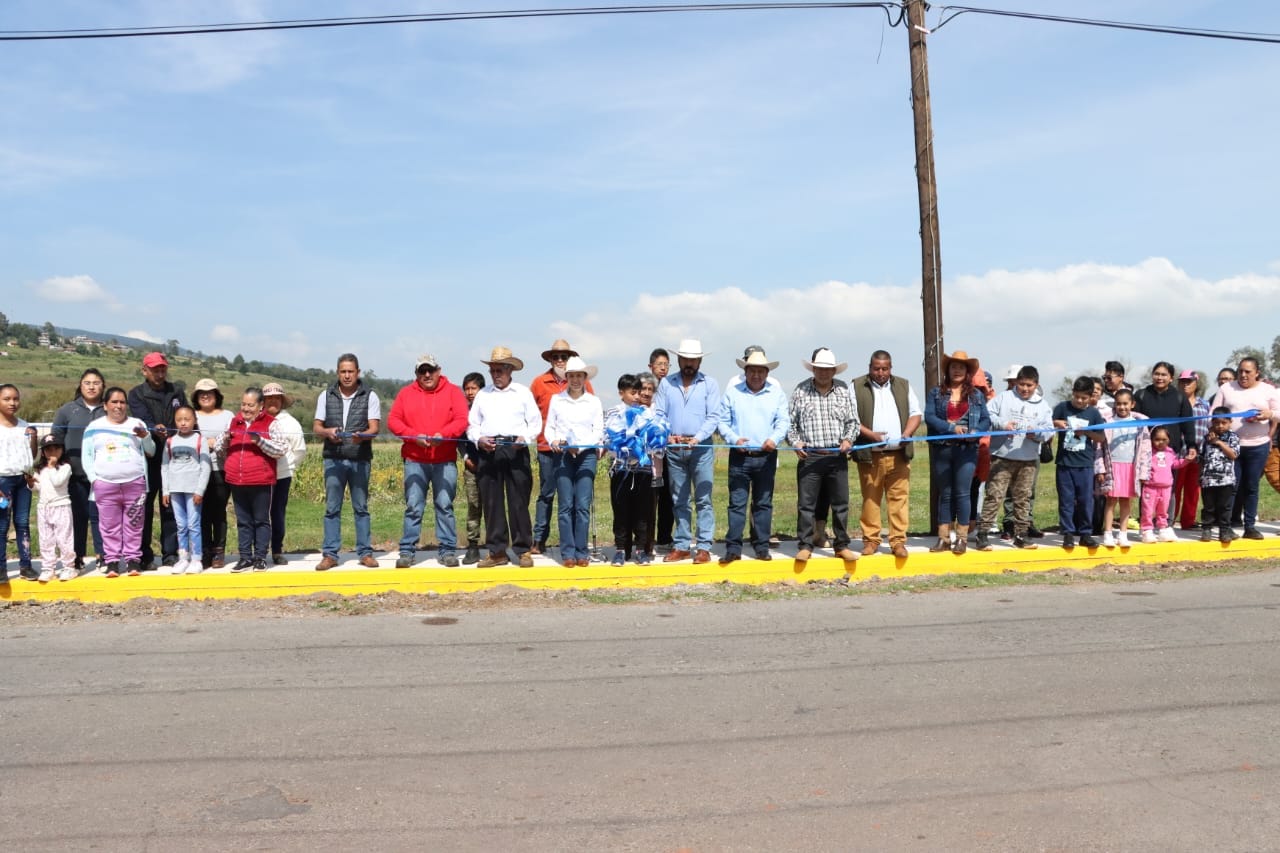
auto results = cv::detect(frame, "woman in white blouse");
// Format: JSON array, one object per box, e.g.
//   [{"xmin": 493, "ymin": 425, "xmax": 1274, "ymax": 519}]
[{"xmin": 544, "ymin": 357, "xmax": 603, "ymax": 567}]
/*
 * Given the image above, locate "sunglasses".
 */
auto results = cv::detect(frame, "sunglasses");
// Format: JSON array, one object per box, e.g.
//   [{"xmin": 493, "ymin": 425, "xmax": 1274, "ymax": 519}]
[{"xmin": 416, "ymin": 365, "xmax": 440, "ymax": 375}]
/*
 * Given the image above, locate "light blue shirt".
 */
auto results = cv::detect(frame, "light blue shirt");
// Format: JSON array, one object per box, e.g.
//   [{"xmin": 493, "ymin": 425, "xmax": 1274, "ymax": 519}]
[
  {"xmin": 655, "ymin": 372, "xmax": 721, "ymax": 443},
  {"xmin": 717, "ymin": 379, "xmax": 789, "ymax": 448}
]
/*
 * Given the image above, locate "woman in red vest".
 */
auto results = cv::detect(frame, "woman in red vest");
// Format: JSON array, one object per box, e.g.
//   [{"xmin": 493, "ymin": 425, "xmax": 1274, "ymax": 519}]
[{"xmin": 222, "ymin": 388, "xmax": 285, "ymax": 572}]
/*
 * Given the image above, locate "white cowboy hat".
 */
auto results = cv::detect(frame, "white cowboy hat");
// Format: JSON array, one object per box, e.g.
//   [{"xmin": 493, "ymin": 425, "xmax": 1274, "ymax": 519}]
[
  {"xmin": 674, "ymin": 338, "xmax": 707, "ymax": 359},
  {"xmin": 736, "ymin": 349, "xmax": 779, "ymax": 371},
  {"xmin": 562, "ymin": 355, "xmax": 598, "ymax": 380},
  {"xmin": 802, "ymin": 348, "xmax": 847, "ymax": 375}
]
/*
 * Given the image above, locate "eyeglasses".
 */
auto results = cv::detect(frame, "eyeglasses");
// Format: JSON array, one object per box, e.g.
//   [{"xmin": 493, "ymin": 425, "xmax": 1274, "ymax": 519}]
[
  {"xmin": 416, "ymin": 365, "xmax": 439, "ymax": 375},
  {"xmin": 550, "ymin": 353, "xmax": 570, "ymax": 362}
]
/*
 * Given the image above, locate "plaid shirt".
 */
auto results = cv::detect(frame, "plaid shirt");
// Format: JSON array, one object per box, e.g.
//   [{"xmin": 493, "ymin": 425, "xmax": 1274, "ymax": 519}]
[
  {"xmin": 1191, "ymin": 396, "xmax": 1210, "ymax": 447},
  {"xmin": 787, "ymin": 378, "xmax": 859, "ymax": 450}
]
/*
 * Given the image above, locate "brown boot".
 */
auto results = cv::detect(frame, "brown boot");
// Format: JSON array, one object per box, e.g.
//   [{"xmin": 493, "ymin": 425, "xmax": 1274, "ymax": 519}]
[
  {"xmin": 952, "ymin": 525, "xmax": 968, "ymax": 555},
  {"xmin": 929, "ymin": 524, "xmax": 952, "ymax": 553}
]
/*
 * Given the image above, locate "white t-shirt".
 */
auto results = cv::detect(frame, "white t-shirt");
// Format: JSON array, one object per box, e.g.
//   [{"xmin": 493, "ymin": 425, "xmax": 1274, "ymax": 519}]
[{"xmin": 0, "ymin": 420, "xmax": 33, "ymax": 476}]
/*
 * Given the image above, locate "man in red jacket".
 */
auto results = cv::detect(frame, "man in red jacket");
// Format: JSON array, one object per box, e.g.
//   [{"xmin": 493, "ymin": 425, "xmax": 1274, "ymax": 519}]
[{"xmin": 387, "ymin": 354, "xmax": 470, "ymax": 568}]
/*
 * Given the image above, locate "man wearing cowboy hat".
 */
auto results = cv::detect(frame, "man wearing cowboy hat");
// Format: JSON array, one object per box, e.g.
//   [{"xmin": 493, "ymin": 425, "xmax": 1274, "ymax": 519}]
[
  {"xmin": 717, "ymin": 348, "xmax": 789, "ymax": 564},
  {"xmin": 529, "ymin": 339, "xmax": 594, "ymax": 555},
  {"xmin": 653, "ymin": 339, "xmax": 721, "ymax": 564},
  {"xmin": 467, "ymin": 346, "xmax": 543, "ymax": 568},
  {"xmin": 388, "ymin": 354, "xmax": 470, "ymax": 568},
  {"xmin": 788, "ymin": 347, "xmax": 860, "ymax": 563},
  {"xmin": 313, "ymin": 353, "xmax": 382, "ymax": 570},
  {"xmin": 850, "ymin": 350, "xmax": 922, "ymax": 559}
]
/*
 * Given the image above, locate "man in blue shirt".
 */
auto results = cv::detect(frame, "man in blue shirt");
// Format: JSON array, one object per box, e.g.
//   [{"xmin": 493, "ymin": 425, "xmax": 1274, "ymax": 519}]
[
  {"xmin": 717, "ymin": 349, "xmax": 789, "ymax": 563},
  {"xmin": 654, "ymin": 339, "xmax": 721, "ymax": 564}
]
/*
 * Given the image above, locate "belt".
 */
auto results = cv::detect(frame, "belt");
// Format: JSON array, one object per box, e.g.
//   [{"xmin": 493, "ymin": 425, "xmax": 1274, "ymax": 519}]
[
  {"xmin": 872, "ymin": 446, "xmax": 905, "ymax": 453},
  {"xmin": 731, "ymin": 449, "xmax": 771, "ymax": 457},
  {"xmin": 806, "ymin": 448, "xmax": 840, "ymax": 456}
]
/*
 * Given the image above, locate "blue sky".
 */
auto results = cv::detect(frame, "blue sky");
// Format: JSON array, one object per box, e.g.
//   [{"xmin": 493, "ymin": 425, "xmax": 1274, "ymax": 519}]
[{"xmin": 3, "ymin": 0, "xmax": 1279, "ymax": 401}]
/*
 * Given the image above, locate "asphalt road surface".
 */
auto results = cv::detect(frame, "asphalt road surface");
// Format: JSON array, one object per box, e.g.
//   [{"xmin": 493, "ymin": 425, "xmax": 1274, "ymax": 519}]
[{"xmin": 4, "ymin": 569, "xmax": 1279, "ymax": 851}]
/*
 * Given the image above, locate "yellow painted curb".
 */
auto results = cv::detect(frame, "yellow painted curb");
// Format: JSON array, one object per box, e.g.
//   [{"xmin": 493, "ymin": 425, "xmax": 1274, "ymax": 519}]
[{"xmin": 2, "ymin": 537, "xmax": 1278, "ymax": 604}]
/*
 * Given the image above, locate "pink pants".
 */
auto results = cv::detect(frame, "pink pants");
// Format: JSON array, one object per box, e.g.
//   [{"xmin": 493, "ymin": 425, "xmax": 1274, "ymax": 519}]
[
  {"xmin": 93, "ymin": 478, "xmax": 147, "ymax": 563},
  {"xmin": 1140, "ymin": 484, "xmax": 1172, "ymax": 531},
  {"xmin": 38, "ymin": 503, "xmax": 74, "ymax": 568}
]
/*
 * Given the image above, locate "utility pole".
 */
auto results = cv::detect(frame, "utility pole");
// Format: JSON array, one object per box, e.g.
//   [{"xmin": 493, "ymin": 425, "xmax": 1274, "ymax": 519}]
[
  {"xmin": 906, "ymin": 0, "xmax": 945, "ymax": 535},
  {"xmin": 906, "ymin": 0, "xmax": 943, "ymax": 389}
]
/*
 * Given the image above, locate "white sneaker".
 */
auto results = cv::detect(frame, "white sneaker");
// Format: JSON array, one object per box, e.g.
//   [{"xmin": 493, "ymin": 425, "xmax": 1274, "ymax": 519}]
[
  {"xmin": 1101, "ymin": 531, "xmax": 1116, "ymax": 548},
  {"xmin": 172, "ymin": 558, "xmax": 189, "ymax": 575},
  {"xmin": 1117, "ymin": 530, "xmax": 1130, "ymax": 548},
  {"xmin": 186, "ymin": 561, "xmax": 203, "ymax": 575},
  {"xmin": 58, "ymin": 565, "xmax": 76, "ymax": 581},
  {"xmin": 1158, "ymin": 527, "xmax": 1178, "ymax": 543},
  {"xmin": 38, "ymin": 567, "xmax": 55, "ymax": 583},
  {"xmin": 1141, "ymin": 529, "xmax": 1158, "ymax": 544}
]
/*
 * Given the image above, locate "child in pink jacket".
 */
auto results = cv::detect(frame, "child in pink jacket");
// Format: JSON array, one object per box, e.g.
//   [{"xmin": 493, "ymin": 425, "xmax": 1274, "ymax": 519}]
[{"xmin": 1137, "ymin": 425, "xmax": 1187, "ymax": 543}]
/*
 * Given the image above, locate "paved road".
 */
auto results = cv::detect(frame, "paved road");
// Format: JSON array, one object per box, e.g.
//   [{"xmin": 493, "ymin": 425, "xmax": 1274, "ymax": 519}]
[{"xmin": 3, "ymin": 569, "xmax": 1279, "ymax": 851}]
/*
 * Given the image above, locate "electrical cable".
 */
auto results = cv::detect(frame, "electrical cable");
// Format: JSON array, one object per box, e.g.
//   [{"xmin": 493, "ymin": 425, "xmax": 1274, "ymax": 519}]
[{"xmin": 933, "ymin": 5, "xmax": 1280, "ymax": 45}]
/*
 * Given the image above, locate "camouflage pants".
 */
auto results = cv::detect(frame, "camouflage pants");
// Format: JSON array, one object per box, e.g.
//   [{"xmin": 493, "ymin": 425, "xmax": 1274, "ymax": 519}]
[
  {"xmin": 980, "ymin": 457, "xmax": 1038, "ymax": 537},
  {"xmin": 463, "ymin": 468, "xmax": 483, "ymax": 547}
]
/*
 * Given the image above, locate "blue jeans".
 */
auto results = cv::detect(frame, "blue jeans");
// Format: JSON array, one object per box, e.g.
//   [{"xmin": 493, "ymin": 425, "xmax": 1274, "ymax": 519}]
[
  {"xmin": 323, "ymin": 458, "xmax": 372, "ymax": 558},
  {"xmin": 665, "ymin": 444, "xmax": 715, "ymax": 551},
  {"xmin": 726, "ymin": 450, "xmax": 777, "ymax": 555},
  {"xmin": 555, "ymin": 450, "xmax": 598, "ymax": 561},
  {"xmin": 931, "ymin": 443, "xmax": 978, "ymax": 526},
  {"xmin": 0, "ymin": 473, "xmax": 32, "ymax": 572},
  {"xmin": 1056, "ymin": 465, "xmax": 1094, "ymax": 536},
  {"xmin": 400, "ymin": 461, "xmax": 458, "ymax": 557},
  {"xmin": 1231, "ymin": 442, "xmax": 1269, "ymax": 529},
  {"xmin": 533, "ymin": 450, "xmax": 558, "ymax": 545},
  {"xmin": 170, "ymin": 493, "xmax": 203, "ymax": 557}
]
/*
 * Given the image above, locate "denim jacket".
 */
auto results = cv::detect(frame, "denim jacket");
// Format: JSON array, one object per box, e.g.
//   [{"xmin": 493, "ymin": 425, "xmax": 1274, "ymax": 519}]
[{"xmin": 924, "ymin": 387, "xmax": 991, "ymax": 442}]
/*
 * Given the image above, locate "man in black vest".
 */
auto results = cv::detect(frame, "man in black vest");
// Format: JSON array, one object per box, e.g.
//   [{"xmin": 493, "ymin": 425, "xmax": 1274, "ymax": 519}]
[
  {"xmin": 850, "ymin": 350, "xmax": 922, "ymax": 559},
  {"xmin": 127, "ymin": 351, "xmax": 188, "ymax": 569},
  {"xmin": 312, "ymin": 353, "xmax": 382, "ymax": 570}
]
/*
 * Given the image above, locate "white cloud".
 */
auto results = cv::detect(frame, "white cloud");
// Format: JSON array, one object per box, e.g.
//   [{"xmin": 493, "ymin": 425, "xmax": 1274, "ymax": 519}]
[
  {"xmin": 37, "ymin": 274, "xmax": 113, "ymax": 304},
  {"xmin": 210, "ymin": 324, "xmax": 240, "ymax": 342},
  {"xmin": 123, "ymin": 330, "xmax": 162, "ymax": 344}
]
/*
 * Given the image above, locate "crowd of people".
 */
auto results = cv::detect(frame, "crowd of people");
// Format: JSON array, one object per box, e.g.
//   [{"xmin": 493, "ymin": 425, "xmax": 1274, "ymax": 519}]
[{"xmin": 0, "ymin": 342, "xmax": 1277, "ymax": 582}]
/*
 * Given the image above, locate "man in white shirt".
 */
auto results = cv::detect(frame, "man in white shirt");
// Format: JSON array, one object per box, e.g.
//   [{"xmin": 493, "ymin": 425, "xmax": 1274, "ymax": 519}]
[
  {"xmin": 467, "ymin": 347, "xmax": 543, "ymax": 568},
  {"xmin": 849, "ymin": 350, "xmax": 922, "ymax": 559}
]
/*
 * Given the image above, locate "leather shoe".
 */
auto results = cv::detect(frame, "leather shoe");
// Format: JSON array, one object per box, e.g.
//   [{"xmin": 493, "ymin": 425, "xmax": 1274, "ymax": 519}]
[
  {"xmin": 519, "ymin": 553, "xmax": 534, "ymax": 568},
  {"xmin": 477, "ymin": 553, "xmax": 510, "ymax": 568},
  {"xmin": 315, "ymin": 555, "xmax": 338, "ymax": 572},
  {"xmin": 835, "ymin": 548, "xmax": 859, "ymax": 562},
  {"xmin": 576, "ymin": 558, "xmax": 591, "ymax": 567},
  {"xmin": 891, "ymin": 542, "xmax": 909, "ymax": 559},
  {"xmin": 861, "ymin": 541, "xmax": 879, "ymax": 556},
  {"xmin": 693, "ymin": 549, "xmax": 711, "ymax": 564},
  {"xmin": 359, "ymin": 555, "xmax": 380, "ymax": 568},
  {"xmin": 754, "ymin": 550, "xmax": 772, "ymax": 561},
  {"xmin": 794, "ymin": 548, "xmax": 812, "ymax": 562},
  {"xmin": 663, "ymin": 549, "xmax": 692, "ymax": 562},
  {"xmin": 718, "ymin": 552, "xmax": 741, "ymax": 566},
  {"xmin": 530, "ymin": 542, "xmax": 545, "ymax": 555}
]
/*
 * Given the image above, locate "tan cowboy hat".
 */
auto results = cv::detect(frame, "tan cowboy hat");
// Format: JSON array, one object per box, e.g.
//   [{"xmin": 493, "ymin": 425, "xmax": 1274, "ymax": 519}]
[
  {"xmin": 261, "ymin": 382, "xmax": 294, "ymax": 407},
  {"xmin": 802, "ymin": 348, "xmax": 847, "ymax": 375},
  {"xmin": 736, "ymin": 349, "xmax": 779, "ymax": 371},
  {"xmin": 482, "ymin": 346, "xmax": 525, "ymax": 371},
  {"xmin": 940, "ymin": 350, "xmax": 980, "ymax": 373},
  {"xmin": 540, "ymin": 338, "xmax": 579, "ymax": 363},
  {"xmin": 562, "ymin": 355, "xmax": 598, "ymax": 380}
]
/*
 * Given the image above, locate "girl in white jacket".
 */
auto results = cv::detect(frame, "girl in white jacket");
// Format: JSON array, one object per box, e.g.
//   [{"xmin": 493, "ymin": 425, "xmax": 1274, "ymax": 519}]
[{"xmin": 33, "ymin": 435, "xmax": 76, "ymax": 582}]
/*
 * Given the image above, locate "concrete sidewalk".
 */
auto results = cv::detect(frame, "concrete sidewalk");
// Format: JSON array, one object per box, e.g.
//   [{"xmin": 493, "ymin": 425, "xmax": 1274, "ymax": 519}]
[{"xmin": 4, "ymin": 521, "xmax": 1278, "ymax": 603}]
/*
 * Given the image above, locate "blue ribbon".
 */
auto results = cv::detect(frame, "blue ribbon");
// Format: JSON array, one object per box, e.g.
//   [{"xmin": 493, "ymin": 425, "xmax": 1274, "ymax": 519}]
[{"xmin": 605, "ymin": 405, "xmax": 670, "ymax": 468}]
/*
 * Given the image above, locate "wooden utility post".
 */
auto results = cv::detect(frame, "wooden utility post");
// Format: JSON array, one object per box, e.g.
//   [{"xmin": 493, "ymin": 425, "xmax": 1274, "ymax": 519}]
[
  {"xmin": 906, "ymin": 0, "xmax": 943, "ymax": 389},
  {"xmin": 906, "ymin": 0, "xmax": 944, "ymax": 535}
]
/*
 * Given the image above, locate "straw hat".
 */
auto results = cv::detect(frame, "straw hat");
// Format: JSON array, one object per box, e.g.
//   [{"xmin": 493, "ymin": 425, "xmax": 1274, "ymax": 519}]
[
  {"xmin": 540, "ymin": 338, "xmax": 579, "ymax": 363},
  {"xmin": 736, "ymin": 349, "xmax": 779, "ymax": 371},
  {"xmin": 482, "ymin": 346, "xmax": 524, "ymax": 371},
  {"xmin": 940, "ymin": 350, "xmax": 980, "ymax": 373}
]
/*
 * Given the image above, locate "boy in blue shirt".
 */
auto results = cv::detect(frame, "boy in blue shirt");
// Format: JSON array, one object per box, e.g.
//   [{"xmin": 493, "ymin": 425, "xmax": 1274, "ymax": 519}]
[{"xmin": 1052, "ymin": 376, "xmax": 1106, "ymax": 549}]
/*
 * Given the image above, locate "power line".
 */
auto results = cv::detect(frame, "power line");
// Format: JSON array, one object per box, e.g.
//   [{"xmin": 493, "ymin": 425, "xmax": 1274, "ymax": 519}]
[
  {"xmin": 0, "ymin": 3, "xmax": 899, "ymax": 41},
  {"xmin": 934, "ymin": 5, "xmax": 1280, "ymax": 45}
]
